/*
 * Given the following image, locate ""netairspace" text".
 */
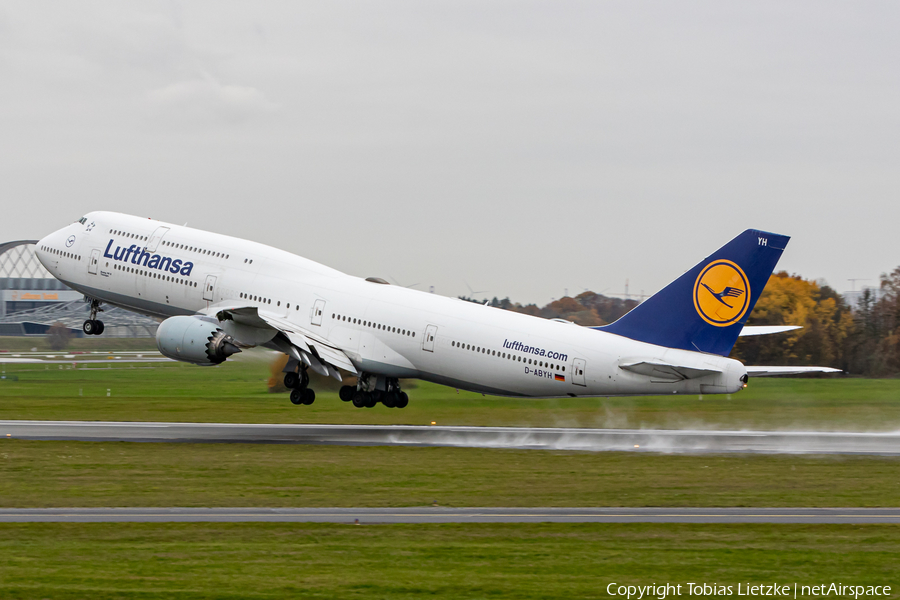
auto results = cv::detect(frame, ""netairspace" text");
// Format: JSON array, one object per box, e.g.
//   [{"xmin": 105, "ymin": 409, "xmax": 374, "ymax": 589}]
[{"xmin": 606, "ymin": 583, "xmax": 892, "ymax": 600}]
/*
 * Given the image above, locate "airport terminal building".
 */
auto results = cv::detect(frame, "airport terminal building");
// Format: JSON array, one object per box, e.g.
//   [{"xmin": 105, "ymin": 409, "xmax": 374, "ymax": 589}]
[{"xmin": 0, "ymin": 240, "xmax": 158, "ymax": 337}]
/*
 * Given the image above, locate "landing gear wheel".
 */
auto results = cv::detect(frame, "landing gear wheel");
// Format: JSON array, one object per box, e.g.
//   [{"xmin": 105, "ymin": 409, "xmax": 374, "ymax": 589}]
[
  {"xmin": 82, "ymin": 320, "xmax": 96, "ymax": 335},
  {"xmin": 339, "ymin": 385, "xmax": 355, "ymax": 402},
  {"xmin": 383, "ymin": 392, "xmax": 398, "ymax": 408},
  {"xmin": 284, "ymin": 372, "xmax": 299, "ymax": 389},
  {"xmin": 85, "ymin": 299, "xmax": 104, "ymax": 335},
  {"xmin": 352, "ymin": 392, "xmax": 367, "ymax": 408},
  {"xmin": 290, "ymin": 388, "xmax": 304, "ymax": 405},
  {"xmin": 302, "ymin": 388, "xmax": 315, "ymax": 405},
  {"xmin": 396, "ymin": 392, "xmax": 409, "ymax": 409},
  {"xmin": 364, "ymin": 393, "xmax": 378, "ymax": 408}
]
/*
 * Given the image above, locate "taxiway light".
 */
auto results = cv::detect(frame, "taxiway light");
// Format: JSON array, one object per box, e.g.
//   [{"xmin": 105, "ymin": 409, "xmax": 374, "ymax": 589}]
[{"xmin": 431, "ymin": 421, "xmax": 436, "ymax": 425}]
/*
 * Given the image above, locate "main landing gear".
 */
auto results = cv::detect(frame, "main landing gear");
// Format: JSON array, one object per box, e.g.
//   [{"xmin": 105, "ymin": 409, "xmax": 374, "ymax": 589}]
[
  {"xmin": 285, "ymin": 368, "xmax": 315, "ymax": 406},
  {"xmin": 82, "ymin": 298, "xmax": 105, "ymax": 336},
  {"xmin": 339, "ymin": 375, "xmax": 408, "ymax": 409}
]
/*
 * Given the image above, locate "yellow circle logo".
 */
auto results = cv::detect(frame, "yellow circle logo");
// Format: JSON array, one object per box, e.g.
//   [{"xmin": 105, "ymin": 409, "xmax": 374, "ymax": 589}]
[{"xmin": 693, "ymin": 260, "xmax": 750, "ymax": 327}]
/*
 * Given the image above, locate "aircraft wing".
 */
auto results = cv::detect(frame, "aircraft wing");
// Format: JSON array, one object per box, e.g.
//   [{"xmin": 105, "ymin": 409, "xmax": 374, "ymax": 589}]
[
  {"xmin": 619, "ymin": 360, "xmax": 722, "ymax": 381},
  {"xmin": 745, "ymin": 366, "xmax": 842, "ymax": 377},
  {"xmin": 210, "ymin": 304, "xmax": 358, "ymax": 379},
  {"xmin": 738, "ymin": 325, "xmax": 802, "ymax": 337}
]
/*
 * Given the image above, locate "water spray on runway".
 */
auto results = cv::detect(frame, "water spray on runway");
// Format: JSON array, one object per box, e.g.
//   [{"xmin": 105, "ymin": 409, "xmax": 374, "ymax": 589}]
[{"xmin": 3, "ymin": 420, "xmax": 899, "ymax": 455}]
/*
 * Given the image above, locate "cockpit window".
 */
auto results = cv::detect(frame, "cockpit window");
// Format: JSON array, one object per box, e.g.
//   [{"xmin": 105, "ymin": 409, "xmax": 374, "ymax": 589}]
[{"xmin": 77, "ymin": 217, "xmax": 87, "ymax": 224}]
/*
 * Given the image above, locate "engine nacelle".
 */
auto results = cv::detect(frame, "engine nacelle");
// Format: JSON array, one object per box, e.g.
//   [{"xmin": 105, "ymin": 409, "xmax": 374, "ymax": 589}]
[{"xmin": 156, "ymin": 315, "xmax": 242, "ymax": 365}]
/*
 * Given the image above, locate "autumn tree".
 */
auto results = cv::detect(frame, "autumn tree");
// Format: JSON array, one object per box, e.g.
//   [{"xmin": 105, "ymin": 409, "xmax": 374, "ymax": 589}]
[
  {"xmin": 849, "ymin": 267, "xmax": 900, "ymax": 375},
  {"xmin": 730, "ymin": 272, "xmax": 853, "ymax": 369}
]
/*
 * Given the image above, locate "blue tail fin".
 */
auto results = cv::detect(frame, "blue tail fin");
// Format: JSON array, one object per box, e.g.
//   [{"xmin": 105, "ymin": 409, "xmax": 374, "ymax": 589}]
[{"xmin": 597, "ymin": 229, "xmax": 789, "ymax": 356}]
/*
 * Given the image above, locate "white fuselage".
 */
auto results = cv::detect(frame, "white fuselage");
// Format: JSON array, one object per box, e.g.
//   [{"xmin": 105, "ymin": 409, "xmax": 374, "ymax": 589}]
[{"xmin": 36, "ymin": 211, "xmax": 746, "ymax": 398}]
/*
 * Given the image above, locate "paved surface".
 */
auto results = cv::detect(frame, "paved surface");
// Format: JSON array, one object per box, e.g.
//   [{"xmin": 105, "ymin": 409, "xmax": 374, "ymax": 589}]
[
  {"xmin": 1, "ymin": 507, "xmax": 898, "ymax": 524},
  {"xmin": 2, "ymin": 420, "xmax": 900, "ymax": 454},
  {"xmin": 0, "ymin": 351, "xmax": 170, "ymax": 364}
]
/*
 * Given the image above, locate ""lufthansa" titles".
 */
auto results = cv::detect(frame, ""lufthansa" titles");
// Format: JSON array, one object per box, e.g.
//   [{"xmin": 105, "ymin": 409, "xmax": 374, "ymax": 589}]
[{"xmin": 103, "ymin": 239, "xmax": 194, "ymax": 276}]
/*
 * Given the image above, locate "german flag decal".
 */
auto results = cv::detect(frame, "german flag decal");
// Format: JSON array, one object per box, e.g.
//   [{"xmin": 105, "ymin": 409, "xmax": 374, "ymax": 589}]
[{"xmin": 555, "ymin": 374, "xmax": 565, "ymax": 382}]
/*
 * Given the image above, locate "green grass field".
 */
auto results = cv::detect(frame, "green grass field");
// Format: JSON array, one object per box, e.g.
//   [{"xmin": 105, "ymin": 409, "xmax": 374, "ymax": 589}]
[
  {"xmin": 2, "ymin": 351, "xmax": 899, "ymax": 431},
  {"xmin": 1, "ymin": 439, "xmax": 899, "ymax": 507},
  {"xmin": 2, "ymin": 341, "xmax": 899, "ymax": 592},
  {"xmin": 2, "ymin": 350, "xmax": 898, "ymax": 509},
  {"xmin": 0, "ymin": 335, "xmax": 159, "ymax": 352},
  {"xmin": 0, "ymin": 523, "xmax": 897, "ymax": 599}
]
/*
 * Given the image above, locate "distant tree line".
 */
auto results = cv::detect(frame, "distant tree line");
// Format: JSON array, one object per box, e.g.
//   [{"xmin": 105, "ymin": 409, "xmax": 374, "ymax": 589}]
[
  {"xmin": 462, "ymin": 267, "xmax": 900, "ymax": 376},
  {"xmin": 458, "ymin": 292, "xmax": 639, "ymax": 327}
]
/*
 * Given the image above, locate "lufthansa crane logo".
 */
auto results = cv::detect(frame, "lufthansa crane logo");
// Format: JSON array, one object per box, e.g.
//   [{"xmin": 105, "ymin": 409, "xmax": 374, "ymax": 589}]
[
  {"xmin": 65, "ymin": 235, "xmax": 76, "ymax": 248},
  {"xmin": 693, "ymin": 259, "xmax": 750, "ymax": 327}
]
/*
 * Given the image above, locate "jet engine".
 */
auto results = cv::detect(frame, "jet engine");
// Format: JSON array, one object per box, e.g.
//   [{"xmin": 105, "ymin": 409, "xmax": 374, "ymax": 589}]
[{"xmin": 156, "ymin": 315, "xmax": 242, "ymax": 365}]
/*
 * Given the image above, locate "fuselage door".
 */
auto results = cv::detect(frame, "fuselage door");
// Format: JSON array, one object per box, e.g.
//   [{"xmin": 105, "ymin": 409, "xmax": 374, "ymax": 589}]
[
  {"xmin": 88, "ymin": 249, "xmax": 100, "ymax": 275},
  {"xmin": 572, "ymin": 358, "xmax": 586, "ymax": 387},
  {"xmin": 311, "ymin": 299, "xmax": 326, "ymax": 326},
  {"xmin": 422, "ymin": 324, "xmax": 437, "ymax": 352},
  {"xmin": 145, "ymin": 226, "xmax": 170, "ymax": 253},
  {"xmin": 203, "ymin": 275, "xmax": 217, "ymax": 302}
]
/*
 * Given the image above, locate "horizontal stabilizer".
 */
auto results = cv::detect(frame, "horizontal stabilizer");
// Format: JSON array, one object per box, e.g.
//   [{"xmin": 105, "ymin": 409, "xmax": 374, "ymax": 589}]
[
  {"xmin": 619, "ymin": 360, "xmax": 722, "ymax": 382},
  {"xmin": 746, "ymin": 366, "xmax": 841, "ymax": 377},
  {"xmin": 739, "ymin": 325, "xmax": 802, "ymax": 337}
]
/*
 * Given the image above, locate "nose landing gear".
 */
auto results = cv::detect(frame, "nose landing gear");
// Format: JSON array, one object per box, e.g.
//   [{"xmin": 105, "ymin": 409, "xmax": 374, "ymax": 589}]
[{"xmin": 82, "ymin": 298, "xmax": 105, "ymax": 335}]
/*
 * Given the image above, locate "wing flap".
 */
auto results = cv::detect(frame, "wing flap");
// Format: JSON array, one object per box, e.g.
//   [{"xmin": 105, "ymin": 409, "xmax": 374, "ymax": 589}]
[
  {"xmin": 257, "ymin": 312, "xmax": 357, "ymax": 374},
  {"xmin": 212, "ymin": 305, "xmax": 357, "ymax": 375}
]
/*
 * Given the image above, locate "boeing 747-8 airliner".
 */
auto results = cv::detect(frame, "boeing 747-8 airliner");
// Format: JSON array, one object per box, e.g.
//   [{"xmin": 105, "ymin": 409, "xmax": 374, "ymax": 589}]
[{"xmin": 35, "ymin": 212, "xmax": 837, "ymax": 408}]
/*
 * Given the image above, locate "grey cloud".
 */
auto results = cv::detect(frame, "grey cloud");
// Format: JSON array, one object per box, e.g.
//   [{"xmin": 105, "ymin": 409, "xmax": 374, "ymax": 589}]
[
  {"xmin": 146, "ymin": 74, "xmax": 278, "ymax": 124},
  {"xmin": 1, "ymin": 2, "xmax": 899, "ymax": 304}
]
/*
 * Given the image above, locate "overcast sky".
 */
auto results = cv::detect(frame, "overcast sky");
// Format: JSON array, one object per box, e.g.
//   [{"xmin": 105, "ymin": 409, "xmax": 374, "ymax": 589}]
[{"xmin": 2, "ymin": 2, "xmax": 898, "ymax": 304}]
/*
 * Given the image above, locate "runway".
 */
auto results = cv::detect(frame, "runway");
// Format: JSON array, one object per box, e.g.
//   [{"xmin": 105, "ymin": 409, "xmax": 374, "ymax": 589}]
[
  {"xmin": 3, "ymin": 420, "xmax": 900, "ymax": 454},
  {"xmin": 1, "ymin": 507, "xmax": 898, "ymax": 524},
  {"xmin": 0, "ymin": 350, "xmax": 171, "ymax": 364}
]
